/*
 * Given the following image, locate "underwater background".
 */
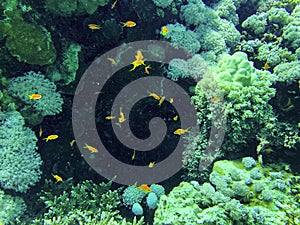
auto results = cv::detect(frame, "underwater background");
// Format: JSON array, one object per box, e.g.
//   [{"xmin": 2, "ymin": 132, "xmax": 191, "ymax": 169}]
[{"xmin": 0, "ymin": 0, "xmax": 299, "ymax": 224}]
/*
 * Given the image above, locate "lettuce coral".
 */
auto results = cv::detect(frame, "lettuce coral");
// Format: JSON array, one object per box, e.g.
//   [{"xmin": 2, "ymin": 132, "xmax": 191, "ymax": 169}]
[
  {"xmin": 0, "ymin": 111, "xmax": 42, "ymax": 192},
  {"xmin": 0, "ymin": 10, "xmax": 56, "ymax": 66}
]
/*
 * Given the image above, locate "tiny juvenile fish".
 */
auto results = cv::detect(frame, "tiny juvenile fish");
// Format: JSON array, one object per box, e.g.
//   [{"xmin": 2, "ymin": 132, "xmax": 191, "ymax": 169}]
[{"xmin": 43, "ymin": 134, "xmax": 59, "ymax": 142}]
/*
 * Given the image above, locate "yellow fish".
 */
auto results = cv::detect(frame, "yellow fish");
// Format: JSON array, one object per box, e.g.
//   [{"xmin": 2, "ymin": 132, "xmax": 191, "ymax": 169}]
[
  {"xmin": 52, "ymin": 174, "xmax": 63, "ymax": 182},
  {"xmin": 88, "ymin": 24, "xmax": 101, "ymax": 30},
  {"xmin": 132, "ymin": 149, "xmax": 136, "ymax": 160},
  {"xmin": 84, "ymin": 143, "xmax": 98, "ymax": 153},
  {"xmin": 129, "ymin": 50, "xmax": 145, "ymax": 71},
  {"xmin": 144, "ymin": 65, "xmax": 151, "ymax": 74},
  {"xmin": 174, "ymin": 128, "xmax": 189, "ymax": 135},
  {"xmin": 161, "ymin": 26, "xmax": 169, "ymax": 36},
  {"xmin": 158, "ymin": 96, "xmax": 165, "ymax": 106},
  {"xmin": 43, "ymin": 134, "xmax": 59, "ymax": 142},
  {"xmin": 148, "ymin": 162, "xmax": 155, "ymax": 168},
  {"xmin": 107, "ymin": 57, "xmax": 117, "ymax": 65},
  {"xmin": 119, "ymin": 107, "xmax": 126, "ymax": 123},
  {"xmin": 122, "ymin": 21, "xmax": 136, "ymax": 27},
  {"xmin": 39, "ymin": 126, "xmax": 43, "ymax": 137},
  {"xmin": 148, "ymin": 92, "xmax": 161, "ymax": 100},
  {"xmin": 70, "ymin": 139, "xmax": 76, "ymax": 147},
  {"xmin": 106, "ymin": 115, "xmax": 116, "ymax": 120},
  {"xmin": 173, "ymin": 115, "xmax": 178, "ymax": 121},
  {"xmin": 27, "ymin": 93, "xmax": 42, "ymax": 100}
]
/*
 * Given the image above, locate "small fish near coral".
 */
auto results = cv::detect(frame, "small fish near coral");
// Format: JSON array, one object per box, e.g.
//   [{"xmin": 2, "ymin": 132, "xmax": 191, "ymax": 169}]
[
  {"xmin": 139, "ymin": 184, "xmax": 151, "ymax": 193},
  {"xmin": 27, "ymin": 93, "xmax": 42, "ymax": 100},
  {"xmin": 161, "ymin": 26, "xmax": 169, "ymax": 36},
  {"xmin": 88, "ymin": 24, "xmax": 101, "ymax": 30},
  {"xmin": 173, "ymin": 128, "xmax": 189, "ymax": 135},
  {"xmin": 52, "ymin": 174, "xmax": 63, "ymax": 182},
  {"xmin": 121, "ymin": 21, "xmax": 136, "ymax": 27},
  {"xmin": 43, "ymin": 134, "xmax": 59, "ymax": 142}
]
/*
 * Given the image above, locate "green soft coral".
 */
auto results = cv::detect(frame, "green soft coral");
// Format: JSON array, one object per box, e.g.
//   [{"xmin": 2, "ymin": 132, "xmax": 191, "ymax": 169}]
[
  {"xmin": 154, "ymin": 158, "xmax": 300, "ymax": 224},
  {"xmin": 0, "ymin": 10, "xmax": 56, "ymax": 66},
  {"xmin": 194, "ymin": 52, "xmax": 276, "ymax": 151}
]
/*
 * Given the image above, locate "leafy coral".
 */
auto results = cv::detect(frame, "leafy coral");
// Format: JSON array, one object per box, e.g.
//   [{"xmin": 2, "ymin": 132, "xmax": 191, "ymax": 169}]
[{"xmin": 0, "ymin": 10, "xmax": 56, "ymax": 66}]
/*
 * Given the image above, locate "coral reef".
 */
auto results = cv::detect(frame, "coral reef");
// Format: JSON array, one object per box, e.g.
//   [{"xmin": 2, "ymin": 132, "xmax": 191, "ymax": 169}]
[
  {"xmin": 0, "ymin": 10, "xmax": 56, "ymax": 66},
  {"xmin": 0, "ymin": 190, "xmax": 27, "ymax": 224},
  {"xmin": 154, "ymin": 158, "xmax": 300, "ymax": 224},
  {"xmin": 8, "ymin": 71, "xmax": 63, "ymax": 122},
  {"xmin": 0, "ymin": 111, "xmax": 42, "ymax": 192}
]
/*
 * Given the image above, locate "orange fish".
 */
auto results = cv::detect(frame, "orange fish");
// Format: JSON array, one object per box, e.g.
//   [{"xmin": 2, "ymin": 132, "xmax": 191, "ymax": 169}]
[
  {"xmin": 144, "ymin": 65, "xmax": 151, "ymax": 74},
  {"xmin": 148, "ymin": 162, "xmax": 155, "ymax": 168},
  {"xmin": 106, "ymin": 115, "xmax": 116, "ymax": 120},
  {"xmin": 43, "ymin": 134, "xmax": 59, "ymax": 142},
  {"xmin": 174, "ymin": 128, "xmax": 189, "ymax": 135},
  {"xmin": 129, "ymin": 50, "xmax": 145, "ymax": 71},
  {"xmin": 88, "ymin": 24, "xmax": 101, "ymax": 30},
  {"xmin": 139, "ymin": 184, "xmax": 151, "ymax": 193},
  {"xmin": 122, "ymin": 21, "xmax": 136, "ymax": 27},
  {"xmin": 52, "ymin": 174, "xmax": 63, "ymax": 182},
  {"xmin": 161, "ymin": 26, "xmax": 169, "ymax": 36},
  {"xmin": 84, "ymin": 143, "xmax": 98, "ymax": 153},
  {"xmin": 148, "ymin": 92, "xmax": 161, "ymax": 100},
  {"xmin": 262, "ymin": 61, "xmax": 270, "ymax": 70},
  {"xmin": 27, "ymin": 93, "xmax": 42, "ymax": 100},
  {"xmin": 211, "ymin": 97, "xmax": 220, "ymax": 102},
  {"xmin": 135, "ymin": 50, "xmax": 144, "ymax": 61},
  {"xmin": 119, "ymin": 107, "xmax": 126, "ymax": 123},
  {"xmin": 158, "ymin": 96, "xmax": 165, "ymax": 106}
]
